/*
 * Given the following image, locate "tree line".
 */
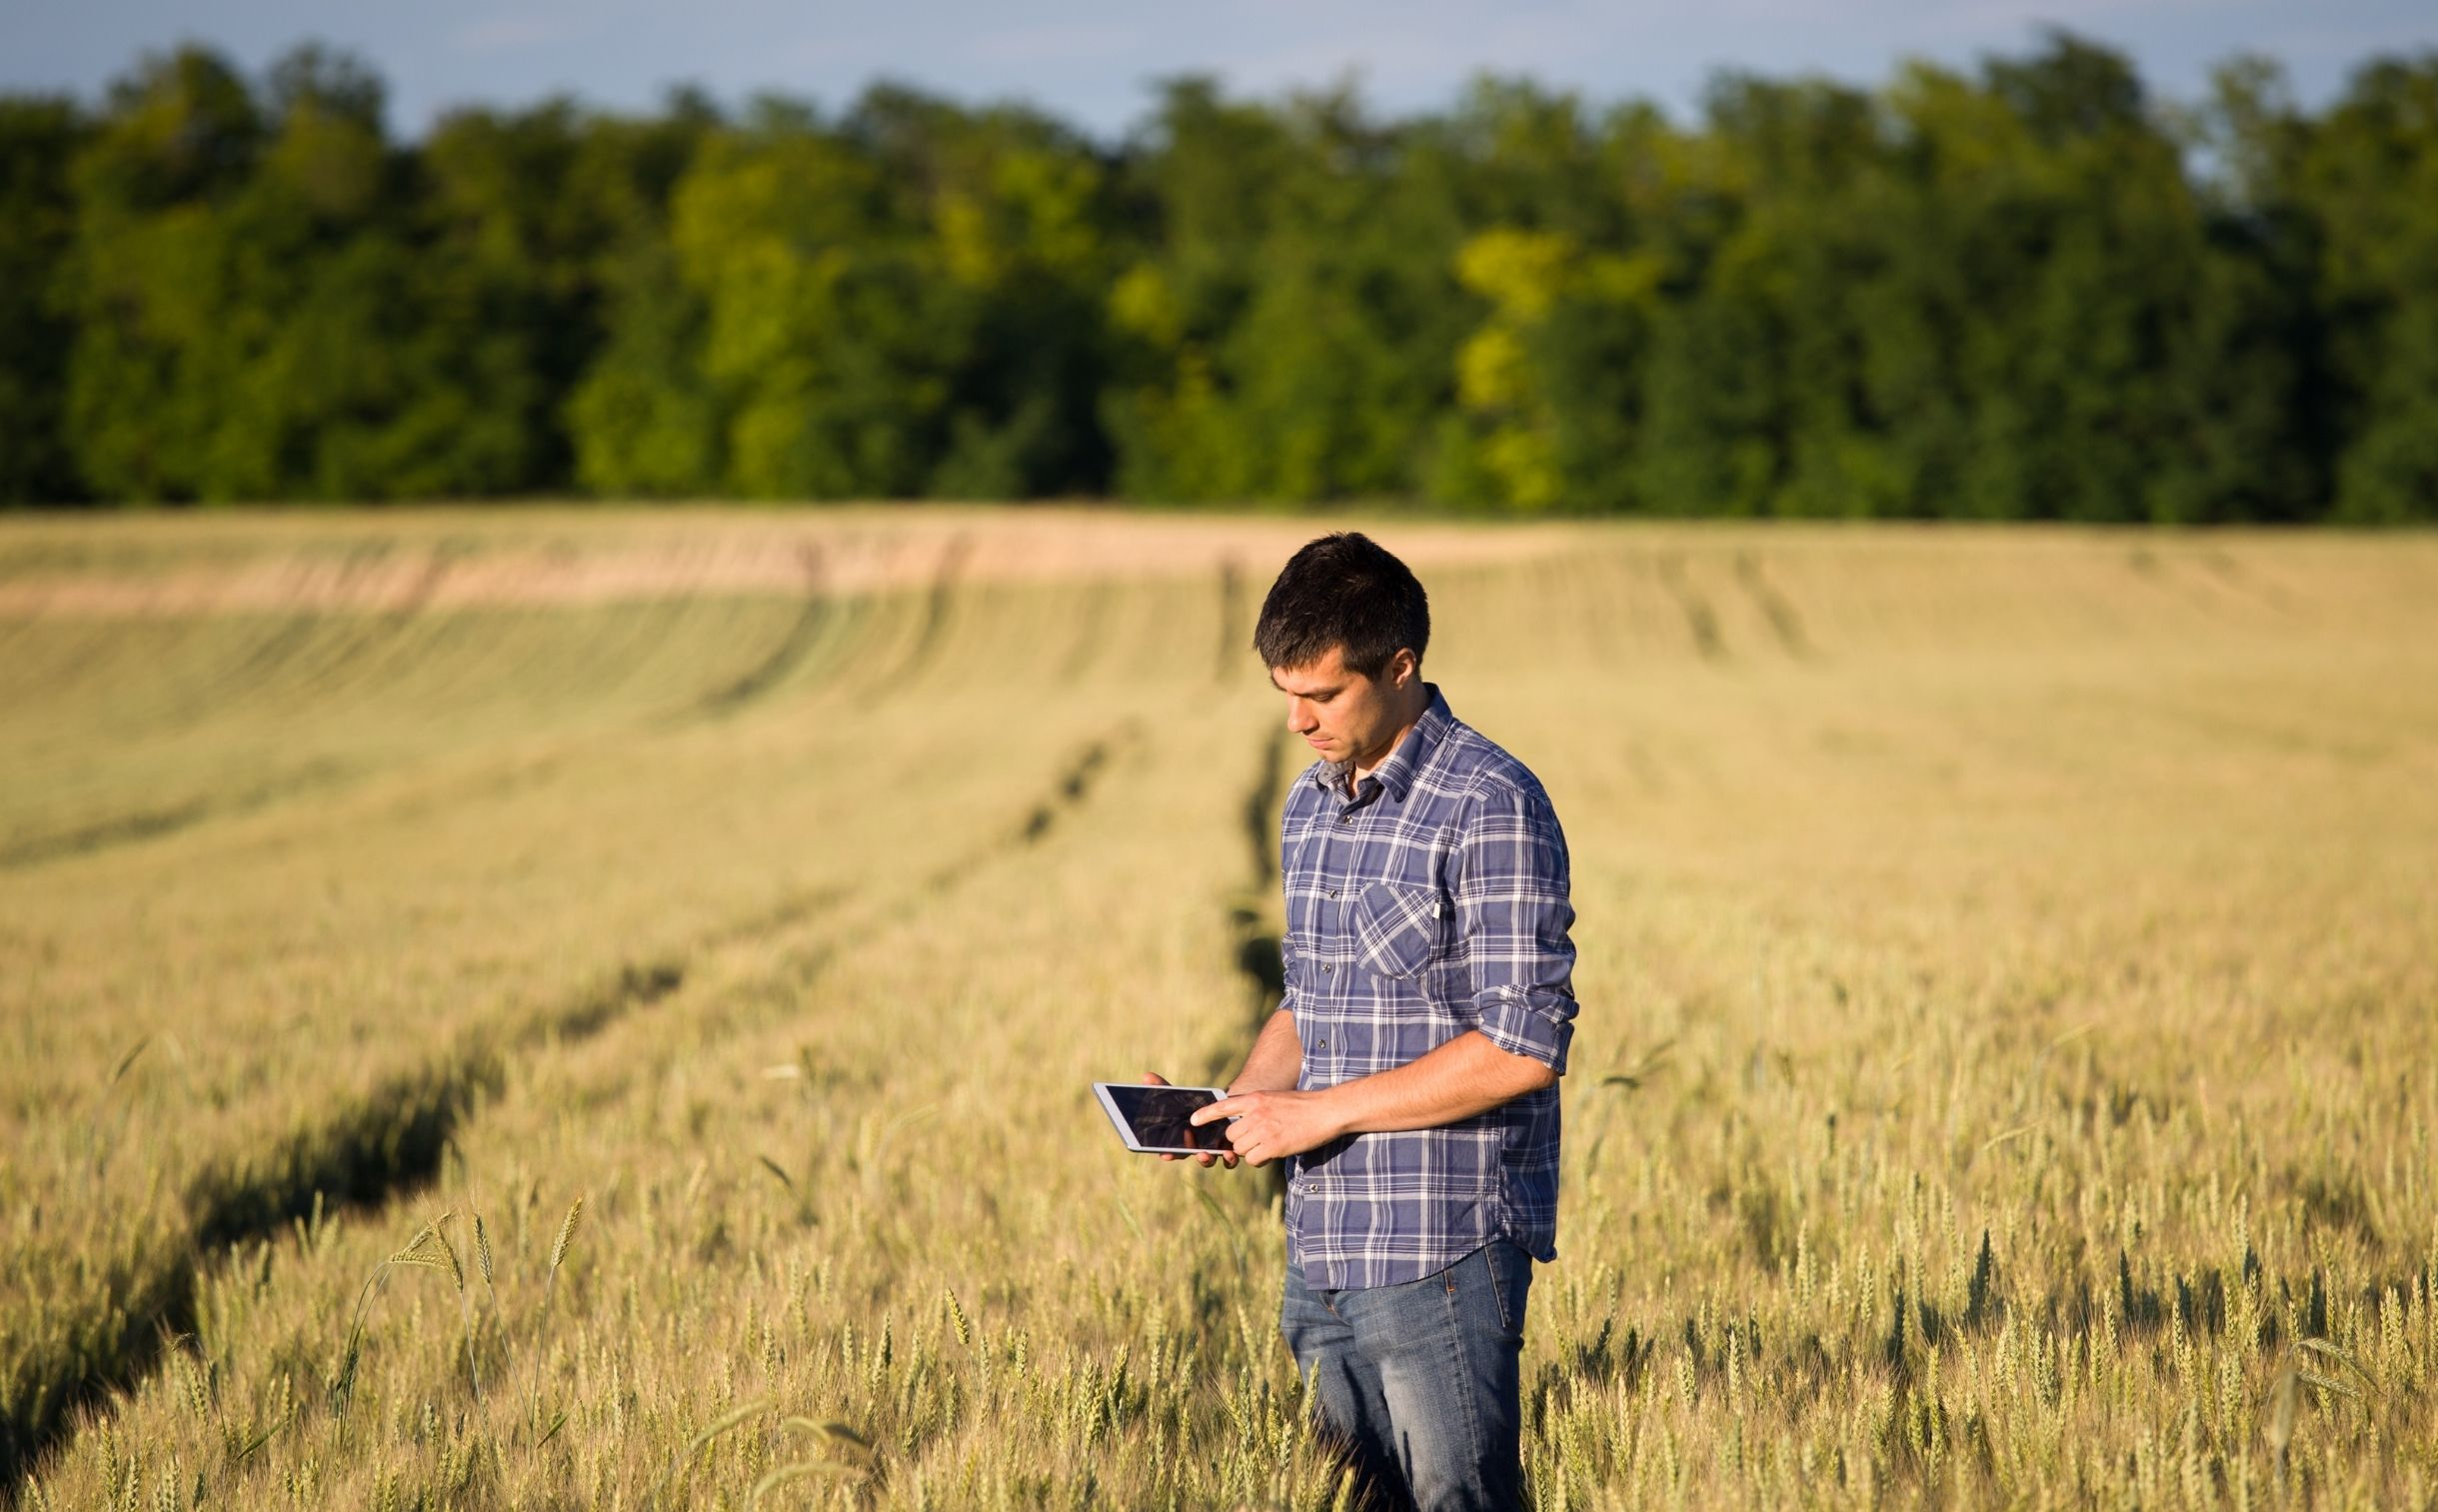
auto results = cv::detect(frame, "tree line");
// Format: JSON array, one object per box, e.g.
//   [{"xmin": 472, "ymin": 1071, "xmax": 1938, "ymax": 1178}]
[{"xmin": 2, "ymin": 34, "xmax": 2434, "ymax": 519}]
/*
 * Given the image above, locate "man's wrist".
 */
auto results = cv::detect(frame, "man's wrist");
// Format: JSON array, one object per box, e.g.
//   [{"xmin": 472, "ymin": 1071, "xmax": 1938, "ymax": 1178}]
[{"xmin": 1311, "ymin": 1082, "xmax": 1356, "ymax": 1142}]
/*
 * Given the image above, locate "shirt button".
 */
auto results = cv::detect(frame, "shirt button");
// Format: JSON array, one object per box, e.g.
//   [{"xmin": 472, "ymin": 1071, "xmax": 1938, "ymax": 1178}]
[
  {"xmin": 1319, "ymin": 964, "xmax": 1332, "ymax": 974},
  {"xmin": 1340, "ymin": 813, "xmax": 1353, "ymax": 824},
  {"xmin": 1325, "ymin": 887, "xmax": 1337, "ymax": 898}
]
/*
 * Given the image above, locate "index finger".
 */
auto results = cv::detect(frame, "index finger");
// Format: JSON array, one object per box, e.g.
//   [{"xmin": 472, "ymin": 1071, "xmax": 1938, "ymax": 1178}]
[{"xmin": 1188, "ymin": 1096, "xmax": 1243, "ymax": 1127}]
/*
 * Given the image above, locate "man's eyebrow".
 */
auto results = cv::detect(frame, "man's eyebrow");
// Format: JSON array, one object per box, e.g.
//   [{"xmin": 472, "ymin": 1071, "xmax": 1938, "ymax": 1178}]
[{"xmin": 1268, "ymin": 673, "xmax": 1341, "ymax": 696}]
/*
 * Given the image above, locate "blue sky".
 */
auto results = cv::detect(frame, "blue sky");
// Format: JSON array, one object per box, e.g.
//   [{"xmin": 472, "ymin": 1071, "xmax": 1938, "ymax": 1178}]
[{"xmin": 5, "ymin": 0, "xmax": 2434, "ymax": 139}]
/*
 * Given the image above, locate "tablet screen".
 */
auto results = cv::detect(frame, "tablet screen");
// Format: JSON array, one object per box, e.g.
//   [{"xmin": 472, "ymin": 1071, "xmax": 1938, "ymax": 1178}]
[{"xmin": 1101, "ymin": 1084, "xmax": 1232, "ymax": 1153}]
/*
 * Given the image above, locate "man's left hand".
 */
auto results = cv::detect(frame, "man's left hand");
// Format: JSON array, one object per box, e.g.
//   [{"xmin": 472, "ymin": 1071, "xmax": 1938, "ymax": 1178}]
[{"xmin": 1191, "ymin": 1089, "xmax": 1342, "ymax": 1166}]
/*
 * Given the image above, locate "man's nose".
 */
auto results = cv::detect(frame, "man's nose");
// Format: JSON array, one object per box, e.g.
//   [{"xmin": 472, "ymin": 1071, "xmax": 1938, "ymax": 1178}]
[{"xmin": 1286, "ymin": 699, "xmax": 1317, "ymax": 733}]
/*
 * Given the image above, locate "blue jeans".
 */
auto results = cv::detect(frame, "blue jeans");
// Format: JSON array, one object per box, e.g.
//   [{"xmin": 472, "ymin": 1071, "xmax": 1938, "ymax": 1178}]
[{"xmin": 1279, "ymin": 1240, "xmax": 1533, "ymax": 1512}]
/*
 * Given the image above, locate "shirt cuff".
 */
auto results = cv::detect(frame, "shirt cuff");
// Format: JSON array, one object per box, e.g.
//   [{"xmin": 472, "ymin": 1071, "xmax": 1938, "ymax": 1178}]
[{"xmin": 1472, "ymin": 986, "xmax": 1573, "ymax": 1074}]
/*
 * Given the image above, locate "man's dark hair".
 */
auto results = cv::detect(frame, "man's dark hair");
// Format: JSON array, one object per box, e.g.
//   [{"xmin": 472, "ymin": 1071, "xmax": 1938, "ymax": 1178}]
[{"xmin": 1252, "ymin": 533, "xmax": 1430, "ymax": 680}]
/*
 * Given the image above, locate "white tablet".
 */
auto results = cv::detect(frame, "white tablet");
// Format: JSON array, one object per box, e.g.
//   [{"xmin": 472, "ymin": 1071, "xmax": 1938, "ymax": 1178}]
[{"xmin": 1093, "ymin": 1082, "xmax": 1236, "ymax": 1155}]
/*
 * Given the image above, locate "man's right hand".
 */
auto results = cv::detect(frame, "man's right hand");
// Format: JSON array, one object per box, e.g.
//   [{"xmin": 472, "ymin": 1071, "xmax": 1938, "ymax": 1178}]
[{"xmin": 1141, "ymin": 1072, "xmax": 1240, "ymax": 1168}]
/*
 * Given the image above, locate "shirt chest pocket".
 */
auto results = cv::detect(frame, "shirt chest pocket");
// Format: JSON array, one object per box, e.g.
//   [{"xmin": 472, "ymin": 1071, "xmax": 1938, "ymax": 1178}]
[{"xmin": 1350, "ymin": 880, "xmax": 1450, "ymax": 980}]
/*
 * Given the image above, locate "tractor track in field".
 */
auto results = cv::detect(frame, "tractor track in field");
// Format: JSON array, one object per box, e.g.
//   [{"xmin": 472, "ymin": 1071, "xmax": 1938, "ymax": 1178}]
[
  {"xmin": 0, "ymin": 758, "xmax": 358, "ymax": 870},
  {"xmin": 2192, "ymin": 549, "xmax": 2306, "ymax": 618},
  {"xmin": 4, "ymin": 728, "xmax": 1135, "ymax": 1503},
  {"xmin": 694, "ymin": 545, "xmax": 828, "ymax": 718},
  {"xmin": 1216, "ymin": 561, "xmax": 1245, "ymax": 683},
  {"xmin": 1017, "ymin": 740, "xmax": 1115, "ymax": 846},
  {"xmin": 2130, "ymin": 545, "xmax": 2309, "ymax": 627},
  {"xmin": 0, "ymin": 798, "xmax": 217, "ymax": 869},
  {"xmin": 5, "ymin": 545, "xmax": 822, "ymax": 874},
  {"xmin": 1228, "ymin": 726, "xmax": 1290, "ymax": 1016},
  {"xmin": 217, "ymin": 543, "xmax": 457, "ymax": 719},
  {"xmin": 206, "ymin": 541, "xmax": 408, "ymax": 700},
  {"xmin": 283, "ymin": 544, "xmax": 464, "ymax": 707},
  {"xmin": 1732, "ymin": 552, "xmax": 1818, "ymax": 662},
  {"xmin": 886, "ymin": 534, "xmax": 972, "ymax": 694},
  {"xmin": 0, "ymin": 524, "xmax": 1542, "ymax": 875},
  {"xmin": 1654, "ymin": 552, "xmax": 1726, "ymax": 663},
  {"xmin": 213, "ymin": 611, "xmax": 325, "ymax": 700},
  {"xmin": 937, "ymin": 723, "xmax": 1134, "ymax": 887},
  {"xmin": 0, "ymin": 956, "xmax": 688, "ymax": 1498}
]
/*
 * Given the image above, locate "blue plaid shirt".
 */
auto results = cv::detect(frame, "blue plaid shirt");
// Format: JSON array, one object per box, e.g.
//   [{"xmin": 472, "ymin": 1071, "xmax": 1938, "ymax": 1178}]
[{"xmin": 1279, "ymin": 686, "xmax": 1577, "ymax": 1290}]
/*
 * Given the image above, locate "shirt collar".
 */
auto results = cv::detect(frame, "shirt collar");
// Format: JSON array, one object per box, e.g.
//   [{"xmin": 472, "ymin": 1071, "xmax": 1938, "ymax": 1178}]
[{"xmin": 1314, "ymin": 684, "xmax": 1453, "ymax": 803}]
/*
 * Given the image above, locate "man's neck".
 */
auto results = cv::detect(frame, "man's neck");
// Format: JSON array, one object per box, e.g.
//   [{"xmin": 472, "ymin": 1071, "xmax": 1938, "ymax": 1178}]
[{"xmin": 1348, "ymin": 685, "xmax": 1432, "ymax": 790}]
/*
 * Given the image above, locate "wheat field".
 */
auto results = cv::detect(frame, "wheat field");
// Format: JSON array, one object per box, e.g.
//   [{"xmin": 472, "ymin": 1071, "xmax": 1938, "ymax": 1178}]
[{"xmin": 1, "ymin": 509, "xmax": 2433, "ymax": 1509}]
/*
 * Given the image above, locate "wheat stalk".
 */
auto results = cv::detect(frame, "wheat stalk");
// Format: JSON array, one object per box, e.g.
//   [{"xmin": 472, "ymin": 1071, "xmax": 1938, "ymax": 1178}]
[
  {"xmin": 652, "ymin": 1393, "xmax": 776, "ymax": 1506},
  {"xmin": 781, "ymin": 1417, "xmax": 875, "ymax": 1465},
  {"xmin": 431, "ymin": 1212, "xmax": 490, "ymax": 1419},
  {"xmin": 749, "ymin": 1460, "xmax": 866, "ymax": 1504},
  {"xmin": 525, "ymin": 1194, "xmax": 586, "ymax": 1444},
  {"xmin": 430, "ymin": 1211, "xmax": 467, "ymax": 1292},
  {"xmin": 332, "ymin": 1209, "xmax": 457, "ymax": 1420}
]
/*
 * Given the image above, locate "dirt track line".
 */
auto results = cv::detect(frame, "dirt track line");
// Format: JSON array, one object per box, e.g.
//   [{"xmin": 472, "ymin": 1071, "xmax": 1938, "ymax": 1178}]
[
  {"xmin": 0, "ymin": 758, "xmax": 357, "ymax": 871},
  {"xmin": 7, "ymin": 546, "xmax": 816, "ymax": 874},
  {"xmin": 2193, "ymin": 549, "xmax": 2306, "ymax": 619},
  {"xmin": 251, "ymin": 546, "xmax": 450, "ymax": 711},
  {"xmin": 1655, "ymin": 553, "xmax": 1726, "ymax": 662},
  {"xmin": 1216, "ymin": 561, "xmax": 1244, "ymax": 683},
  {"xmin": 1020, "ymin": 739, "xmax": 1116, "ymax": 845},
  {"xmin": 0, "ymin": 955, "xmax": 685, "ymax": 1499},
  {"xmin": 1732, "ymin": 552, "xmax": 1817, "ymax": 662},
  {"xmin": 889, "ymin": 534, "xmax": 973, "ymax": 692},
  {"xmin": 7, "ymin": 727, "xmax": 1141, "ymax": 1500},
  {"xmin": 1227, "ymin": 723, "xmax": 1291, "ymax": 1017},
  {"xmin": 696, "ymin": 545, "xmax": 829, "ymax": 716}
]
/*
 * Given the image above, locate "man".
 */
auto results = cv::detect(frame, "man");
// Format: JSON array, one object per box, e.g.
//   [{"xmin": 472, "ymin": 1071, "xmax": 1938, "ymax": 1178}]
[{"xmin": 1154, "ymin": 532, "xmax": 1578, "ymax": 1511}]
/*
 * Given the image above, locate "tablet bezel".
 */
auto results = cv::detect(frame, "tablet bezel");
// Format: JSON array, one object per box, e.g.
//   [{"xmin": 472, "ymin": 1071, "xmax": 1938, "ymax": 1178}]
[{"xmin": 1093, "ymin": 1081, "xmax": 1235, "ymax": 1156}]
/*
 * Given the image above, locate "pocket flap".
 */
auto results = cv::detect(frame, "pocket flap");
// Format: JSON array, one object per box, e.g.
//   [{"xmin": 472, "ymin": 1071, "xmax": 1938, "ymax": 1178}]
[{"xmin": 1351, "ymin": 880, "xmax": 1446, "ymax": 979}]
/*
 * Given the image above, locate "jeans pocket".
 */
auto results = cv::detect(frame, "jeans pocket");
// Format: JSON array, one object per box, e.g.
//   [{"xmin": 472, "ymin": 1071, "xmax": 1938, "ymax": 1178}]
[{"xmin": 1482, "ymin": 1240, "xmax": 1530, "ymax": 1338}]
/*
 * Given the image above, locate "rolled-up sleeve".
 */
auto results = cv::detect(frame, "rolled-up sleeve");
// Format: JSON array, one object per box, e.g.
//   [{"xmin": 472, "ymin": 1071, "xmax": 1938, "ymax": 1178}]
[{"xmin": 1454, "ymin": 773, "xmax": 1577, "ymax": 1072}]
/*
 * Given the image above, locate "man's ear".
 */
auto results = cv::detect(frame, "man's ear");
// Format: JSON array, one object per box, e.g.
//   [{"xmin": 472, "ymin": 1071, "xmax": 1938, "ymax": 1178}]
[{"xmin": 1391, "ymin": 649, "xmax": 1418, "ymax": 690}]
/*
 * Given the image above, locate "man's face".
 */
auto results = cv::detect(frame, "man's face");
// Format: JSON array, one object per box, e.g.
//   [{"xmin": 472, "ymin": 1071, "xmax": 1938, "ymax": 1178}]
[{"xmin": 1268, "ymin": 646, "xmax": 1415, "ymax": 766}]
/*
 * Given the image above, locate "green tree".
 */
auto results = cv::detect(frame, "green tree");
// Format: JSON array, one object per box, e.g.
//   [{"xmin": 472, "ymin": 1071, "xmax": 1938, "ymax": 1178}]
[
  {"xmin": 0, "ymin": 97, "xmax": 88, "ymax": 503},
  {"xmin": 2296, "ymin": 56, "xmax": 2438, "ymax": 523},
  {"xmin": 849, "ymin": 85, "xmax": 1117, "ymax": 498},
  {"xmin": 1108, "ymin": 79, "xmax": 1468, "ymax": 503},
  {"xmin": 12, "ymin": 32, "xmax": 2438, "ymax": 516},
  {"xmin": 559, "ymin": 91, "xmax": 725, "ymax": 497},
  {"xmin": 58, "ymin": 45, "xmax": 267, "ymax": 501},
  {"xmin": 665, "ymin": 104, "xmax": 956, "ymax": 498}
]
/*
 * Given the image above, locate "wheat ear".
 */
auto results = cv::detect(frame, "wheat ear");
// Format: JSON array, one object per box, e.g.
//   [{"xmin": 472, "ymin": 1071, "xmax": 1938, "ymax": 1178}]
[{"xmin": 525, "ymin": 1195, "xmax": 586, "ymax": 1443}]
